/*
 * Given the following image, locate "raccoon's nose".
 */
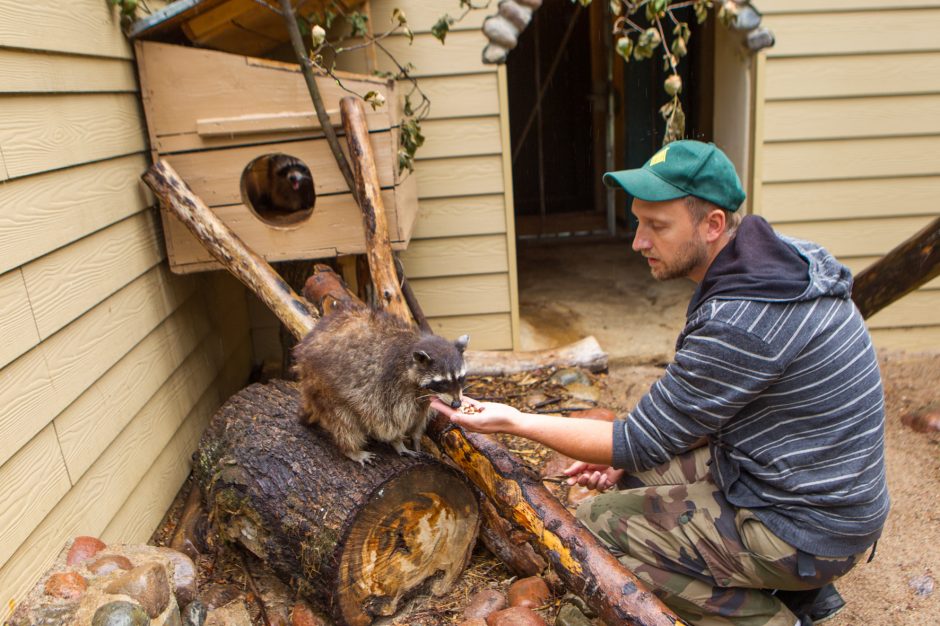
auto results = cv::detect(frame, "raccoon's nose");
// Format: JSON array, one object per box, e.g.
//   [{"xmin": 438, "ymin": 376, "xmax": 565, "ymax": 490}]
[{"xmin": 450, "ymin": 398, "xmax": 461, "ymax": 409}]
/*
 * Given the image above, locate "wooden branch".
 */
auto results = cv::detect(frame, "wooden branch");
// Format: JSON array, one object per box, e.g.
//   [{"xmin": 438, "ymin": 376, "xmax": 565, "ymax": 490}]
[
  {"xmin": 302, "ymin": 264, "xmax": 367, "ymax": 316},
  {"xmin": 141, "ymin": 160, "xmax": 316, "ymax": 339},
  {"xmin": 340, "ymin": 96, "xmax": 411, "ymax": 322},
  {"xmin": 465, "ymin": 337, "xmax": 609, "ymax": 376},
  {"xmin": 851, "ymin": 214, "xmax": 940, "ymax": 319},
  {"xmin": 395, "ymin": 256, "xmax": 432, "ymax": 334}
]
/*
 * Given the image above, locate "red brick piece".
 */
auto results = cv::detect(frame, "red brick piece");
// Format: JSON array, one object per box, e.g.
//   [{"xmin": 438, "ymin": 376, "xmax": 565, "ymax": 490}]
[
  {"xmin": 66, "ymin": 536, "xmax": 107, "ymax": 566},
  {"xmin": 43, "ymin": 572, "xmax": 87, "ymax": 600},
  {"xmin": 486, "ymin": 606, "xmax": 547, "ymax": 626}
]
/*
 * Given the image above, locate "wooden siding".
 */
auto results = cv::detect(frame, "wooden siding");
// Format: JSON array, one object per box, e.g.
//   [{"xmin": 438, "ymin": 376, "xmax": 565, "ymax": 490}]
[
  {"xmin": 0, "ymin": 1, "xmax": 252, "ymax": 616},
  {"xmin": 757, "ymin": 4, "xmax": 940, "ymax": 350}
]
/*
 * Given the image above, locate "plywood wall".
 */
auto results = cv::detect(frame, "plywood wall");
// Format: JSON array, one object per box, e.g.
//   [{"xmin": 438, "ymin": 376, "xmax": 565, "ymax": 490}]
[
  {"xmin": 0, "ymin": 1, "xmax": 251, "ymax": 614},
  {"xmin": 755, "ymin": 1, "xmax": 940, "ymax": 351}
]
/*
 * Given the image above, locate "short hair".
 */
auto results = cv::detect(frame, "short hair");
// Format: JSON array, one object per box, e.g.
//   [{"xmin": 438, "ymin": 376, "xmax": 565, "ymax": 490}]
[{"xmin": 685, "ymin": 195, "xmax": 741, "ymax": 234}]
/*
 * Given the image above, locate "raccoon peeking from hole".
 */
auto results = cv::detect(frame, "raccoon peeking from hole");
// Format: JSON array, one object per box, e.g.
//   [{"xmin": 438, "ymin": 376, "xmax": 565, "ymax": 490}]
[
  {"xmin": 243, "ymin": 153, "xmax": 316, "ymax": 217},
  {"xmin": 292, "ymin": 306, "xmax": 469, "ymax": 465}
]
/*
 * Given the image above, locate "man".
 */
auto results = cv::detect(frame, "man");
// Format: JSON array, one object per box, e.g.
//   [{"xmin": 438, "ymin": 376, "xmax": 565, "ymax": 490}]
[{"xmin": 433, "ymin": 140, "xmax": 888, "ymax": 626}]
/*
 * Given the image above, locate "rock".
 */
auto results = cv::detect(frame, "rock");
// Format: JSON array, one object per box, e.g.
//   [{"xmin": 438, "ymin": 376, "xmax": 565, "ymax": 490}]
[
  {"xmin": 157, "ymin": 549, "xmax": 197, "ymax": 608},
  {"xmin": 564, "ymin": 383, "xmax": 599, "ymax": 404},
  {"xmin": 463, "ymin": 588, "xmax": 508, "ymax": 620},
  {"xmin": 508, "ymin": 577, "xmax": 551, "ymax": 609},
  {"xmin": 158, "ymin": 604, "xmax": 182, "ymax": 626},
  {"xmin": 524, "ymin": 391, "xmax": 550, "ymax": 409},
  {"xmin": 910, "ymin": 574, "xmax": 935, "ymax": 597},
  {"xmin": 88, "ymin": 555, "xmax": 135, "ymax": 576},
  {"xmin": 486, "ymin": 606, "xmax": 547, "ymax": 626},
  {"xmin": 554, "ymin": 603, "xmax": 593, "ymax": 626},
  {"xmin": 91, "ymin": 600, "xmax": 151, "ymax": 626},
  {"xmin": 44, "ymin": 571, "xmax": 87, "ymax": 600},
  {"xmin": 290, "ymin": 601, "xmax": 328, "ymax": 626},
  {"xmin": 105, "ymin": 563, "xmax": 171, "ymax": 618},
  {"xmin": 569, "ymin": 407, "xmax": 617, "ymax": 422},
  {"xmin": 181, "ymin": 600, "xmax": 207, "ymax": 626},
  {"xmin": 199, "ymin": 583, "xmax": 241, "ymax": 610},
  {"xmin": 459, "ymin": 620, "xmax": 489, "ymax": 626},
  {"xmin": 68, "ymin": 536, "xmax": 108, "ymax": 566},
  {"xmin": 204, "ymin": 599, "xmax": 252, "ymax": 626}
]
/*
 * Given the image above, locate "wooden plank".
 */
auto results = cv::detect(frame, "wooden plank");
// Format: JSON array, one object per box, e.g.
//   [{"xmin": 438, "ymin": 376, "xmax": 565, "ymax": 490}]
[
  {"xmin": 409, "ymin": 273, "xmax": 511, "ymax": 317},
  {"xmin": 0, "ymin": 50, "xmax": 137, "ymax": 94},
  {"xmin": 419, "ymin": 117, "xmax": 502, "ymax": 160},
  {"xmin": 0, "ymin": 154, "xmax": 152, "ymax": 274},
  {"xmin": 497, "ymin": 64, "xmax": 521, "ymax": 350},
  {"xmin": 765, "ymin": 9, "xmax": 940, "ymax": 58},
  {"xmin": 22, "ymin": 211, "xmax": 165, "ymax": 340},
  {"xmin": 840, "ymin": 256, "xmax": 940, "ymax": 289},
  {"xmin": 0, "ymin": 0, "xmax": 132, "ymax": 59},
  {"xmin": 761, "ymin": 136, "xmax": 940, "ymax": 183},
  {"xmin": 764, "ymin": 95, "xmax": 940, "ymax": 142},
  {"xmin": 399, "ymin": 234, "xmax": 509, "ymax": 278},
  {"xmin": 0, "ymin": 425, "xmax": 71, "ymax": 571},
  {"xmin": 0, "ymin": 266, "xmax": 196, "ymax": 468},
  {"xmin": 54, "ymin": 294, "xmax": 211, "ymax": 482},
  {"xmin": 412, "ymin": 194, "xmax": 506, "ymax": 239},
  {"xmin": 370, "ymin": 0, "xmax": 488, "ymax": 33},
  {"xmin": 0, "ymin": 270, "xmax": 40, "ymax": 371},
  {"xmin": 765, "ymin": 52, "xmax": 940, "ymax": 100},
  {"xmin": 427, "ymin": 313, "xmax": 513, "ymax": 351},
  {"xmin": 869, "ymin": 325, "xmax": 940, "ymax": 351},
  {"xmin": 760, "ymin": 1, "xmax": 940, "ymax": 14},
  {"xmin": 162, "ymin": 132, "xmax": 395, "ymax": 205},
  {"xmin": 774, "ymin": 215, "xmax": 938, "ymax": 258},
  {"xmin": 0, "ymin": 94, "xmax": 145, "ymax": 179},
  {"xmin": 416, "ymin": 155, "xmax": 504, "ymax": 198},
  {"xmin": 415, "ymin": 74, "xmax": 500, "ymax": 121},
  {"xmin": 338, "ymin": 30, "xmax": 494, "ymax": 77},
  {"xmin": 866, "ymin": 290, "xmax": 940, "ymax": 328},
  {"xmin": 761, "ymin": 176, "xmax": 940, "ymax": 223}
]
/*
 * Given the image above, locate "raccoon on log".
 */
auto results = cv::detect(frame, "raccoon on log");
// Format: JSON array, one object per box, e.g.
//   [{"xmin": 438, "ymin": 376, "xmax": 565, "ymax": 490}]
[
  {"xmin": 242, "ymin": 153, "xmax": 316, "ymax": 216},
  {"xmin": 292, "ymin": 306, "xmax": 469, "ymax": 465}
]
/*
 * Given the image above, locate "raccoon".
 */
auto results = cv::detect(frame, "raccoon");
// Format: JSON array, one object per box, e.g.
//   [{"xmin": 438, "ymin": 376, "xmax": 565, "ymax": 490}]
[
  {"xmin": 292, "ymin": 306, "xmax": 469, "ymax": 465},
  {"xmin": 243, "ymin": 153, "xmax": 316, "ymax": 215}
]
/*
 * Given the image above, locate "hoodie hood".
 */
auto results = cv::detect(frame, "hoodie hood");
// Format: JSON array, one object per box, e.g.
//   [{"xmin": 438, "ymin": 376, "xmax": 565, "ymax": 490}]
[{"xmin": 688, "ymin": 215, "xmax": 853, "ymax": 316}]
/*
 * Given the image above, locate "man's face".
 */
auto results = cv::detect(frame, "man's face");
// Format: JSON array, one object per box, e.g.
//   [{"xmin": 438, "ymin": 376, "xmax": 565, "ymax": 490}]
[{"xmin": 631, "ymin": 197, "xmax": 708, "ymax": 281}]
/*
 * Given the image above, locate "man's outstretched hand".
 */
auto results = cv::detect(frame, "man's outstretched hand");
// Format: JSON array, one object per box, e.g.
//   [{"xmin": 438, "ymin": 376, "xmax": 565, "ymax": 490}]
[
  {"xmin": 564, "ymin": 461, "xmax": 624, "ymax": 492},
  {"xmin": 430, "ymin": 396, "xmax": 522, "ymax": 434}
]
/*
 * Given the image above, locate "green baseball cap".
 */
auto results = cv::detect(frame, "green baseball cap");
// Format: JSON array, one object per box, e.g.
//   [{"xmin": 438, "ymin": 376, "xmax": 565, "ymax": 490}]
[{"xmin": 603, "ymin": 140, "xmax": 746, "ymax": 212}]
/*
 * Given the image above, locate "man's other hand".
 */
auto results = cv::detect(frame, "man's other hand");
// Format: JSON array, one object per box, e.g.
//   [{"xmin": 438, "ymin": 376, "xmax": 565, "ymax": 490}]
[{"xmin": 564, "ymin": 461, "xmax": 624, "ymax": 491}]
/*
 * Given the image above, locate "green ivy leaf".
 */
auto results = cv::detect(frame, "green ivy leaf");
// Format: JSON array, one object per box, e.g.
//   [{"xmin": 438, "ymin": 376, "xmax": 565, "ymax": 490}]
[
  {"xmin": 348, "ymin": 12, "xmax": 369, "ymax": 37},
  {"xmin": 431, "ymin": 15, "xmax": 455, "ymax": 44}
]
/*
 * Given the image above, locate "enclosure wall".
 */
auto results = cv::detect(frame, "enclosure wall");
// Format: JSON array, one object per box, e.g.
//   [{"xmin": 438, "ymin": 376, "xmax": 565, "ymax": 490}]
[
  {"xmin": 0, "ymin": 0, "xmax": 252, "ymax": 614},
  {"xmin": 754, "ymin": 1, "xmax": 940, "ymax": 350}
]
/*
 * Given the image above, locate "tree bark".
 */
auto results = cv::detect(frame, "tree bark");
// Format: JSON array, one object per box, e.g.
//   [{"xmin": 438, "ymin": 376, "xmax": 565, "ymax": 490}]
[
  {"xmin": 194, "ymin": 379, "xmax": 480, "ymax": 626},
  {"xmin": 851, "ymin": 214, "xmax": 940, "ymax": 319},
  {"xmin": 340, "ymin": 96, "xmax": 411, "ymax": 322}
]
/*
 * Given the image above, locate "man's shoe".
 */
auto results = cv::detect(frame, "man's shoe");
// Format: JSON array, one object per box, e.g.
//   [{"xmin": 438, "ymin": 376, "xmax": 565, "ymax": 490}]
[{"xmin": 775, "ymin": 584, "xmax": 846, "ymax": 624}]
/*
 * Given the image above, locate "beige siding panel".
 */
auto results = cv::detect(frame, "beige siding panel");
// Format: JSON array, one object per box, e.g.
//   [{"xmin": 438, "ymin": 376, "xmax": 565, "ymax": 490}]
[
  {"xmin": 764, "ymin": 95, "xmax": 940, "ymax": 142},
  {"xmin": 412, "ymin": 194, "xmax": 507, "ymax": 239},
  {"xmin": 55, "ymin": 294, "xmax": 211, "ymax": 482},
  {"xmin": 0, "ymin": 426, "xmax": 70, "ymax": 570},
  {"xmin": 0, "ymin": 94, "xmax": 145, "ymax": 179},
  {"xmin": 766, "ymin": 10, "xmax": 940, "ymax": 58},
  {"xmin": 761, "ymin": 177, "xmax": 940, "ymax": 223},
  {"xmin": 0, "ymin": 0, "xmax": 131, "ymax": 59},
  {"xmin": 416, "ymin": 155, "xmax": 504, "ymax": 198},
  {"xmin": 419, "ymin": 117, "xmax": 502, "ymax": 160},
  {"xmin": 0, "ymin": 154, "xmax": 152, "ymax": 274},
  {"xmin": 428, "ymin": 313, "xmax": 512, "ymax": 350},
  {"xmin": 409, "ymin": 273, "xmax": 511, "ymax": 317},
  {"xmin": 0, "ymin": 267, "xmax": 195, "ymax": 468},
  {"xmin": 761, "ymin": 1, "xmax": 940, "ymax": 14},
  {"xmin": 0, "ymin": 269, "xmax": 40, "ymax": 370},
  {"xmin": 22, "ymin": 212, "xmax": 164, "ymax": 340},
  {"xmin": 775, "ymin": 216, "xmax": 937, "ymax": 258},
  {"xmin": 400, "ymin": 234, "xmax": 509, "ymax": 279},
  {"xmin": 765, "ymin": 52, "xmax": 940, "ymax": 100},
  {"xmin": 370, "ymin": 0, "xmax": 488, "ymax": 33},
  {"xmin": 0, "ymin": 50, "xmax": 137, "ymax": 93},
  {"xmin": 344, "ymin": 31, "xmax": 494, "ymax": 77},
  {"xmin": 762, "ymin": 136, "xmax": 940, "ymax": 183},
  {"xmin": 419, "ymin": 74, "xmax": 501, "ymax": 121},
  {"xmin": 870, "ymin": 325, "xmax": 940, "ymax": 351},
  {"xmin": 866, "ymin": 291, "xmax": 939, "ymax": 328},
  {"xmin": 840, "ymin": 256, "xmax": 940, "ymax": 289}
]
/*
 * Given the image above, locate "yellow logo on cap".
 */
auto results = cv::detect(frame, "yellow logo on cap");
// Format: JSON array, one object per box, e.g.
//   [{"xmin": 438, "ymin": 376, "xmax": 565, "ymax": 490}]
[{"xmin": 649, "ymin": 146, "xmax": 669, "ymax": 166}]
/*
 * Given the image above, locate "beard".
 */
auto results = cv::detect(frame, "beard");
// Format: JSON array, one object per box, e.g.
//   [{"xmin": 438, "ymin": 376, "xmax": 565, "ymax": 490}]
[{"xmin": 649, "ymin": 236, "xmax": 708, "ymax": 281}]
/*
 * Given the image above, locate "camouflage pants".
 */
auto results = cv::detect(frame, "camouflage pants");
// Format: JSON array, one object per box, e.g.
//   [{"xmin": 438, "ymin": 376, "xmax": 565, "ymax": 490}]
[{"xmin": 576, "ymin": 446, "xmax": 863, "ymax": 626}]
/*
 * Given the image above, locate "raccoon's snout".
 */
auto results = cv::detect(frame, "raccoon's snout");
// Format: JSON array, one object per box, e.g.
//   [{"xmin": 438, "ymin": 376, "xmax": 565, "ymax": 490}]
[{"xmin": 449, "ymin": 397, "xmax": 461, "ymax": 409}]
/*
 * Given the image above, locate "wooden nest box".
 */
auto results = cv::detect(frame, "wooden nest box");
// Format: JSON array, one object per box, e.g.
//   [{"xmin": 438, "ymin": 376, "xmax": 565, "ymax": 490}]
[{"xmin": 135, "ymin": 41, "xmax": 417, "ymax": 274}]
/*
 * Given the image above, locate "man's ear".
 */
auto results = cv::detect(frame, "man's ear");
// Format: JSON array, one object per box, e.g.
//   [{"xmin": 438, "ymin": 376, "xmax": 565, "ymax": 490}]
[{"xmin": 704, "ymin": 207, "xmax": 727, "ymax": 243}]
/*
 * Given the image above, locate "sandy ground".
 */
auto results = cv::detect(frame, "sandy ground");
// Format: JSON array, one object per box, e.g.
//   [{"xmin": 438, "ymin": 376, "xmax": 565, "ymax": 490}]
[{"xmin": 518, "ymin": 239, "xmax": 940, "ymax": 625}]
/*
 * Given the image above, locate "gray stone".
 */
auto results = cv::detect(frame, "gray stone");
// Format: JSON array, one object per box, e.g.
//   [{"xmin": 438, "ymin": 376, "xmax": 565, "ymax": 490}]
[
  {"xmin": 549, "ymin": 368, "xmax": 589, "ymax": 386},
  {"xmin": 554, "ymin": 604, "xmax": 593, "ymax": 626},
  {"xmin": 564, "ymin": 383, "xmax": 599, "ymax": 404},
  {"xmin": 181, "ymin": 600, "xmax": 207, "ymax": 626},
  {"xmin": 91, "ymin": 601, "xmax": 151, "ymax": 626},
  {"xmin": 204, "ymin": 599, "xmax": 252, "ymax": 626}
]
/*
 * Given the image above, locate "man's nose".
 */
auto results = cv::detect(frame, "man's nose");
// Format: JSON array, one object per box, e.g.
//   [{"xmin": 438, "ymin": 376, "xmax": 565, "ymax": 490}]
[{"xmin": 632, "ymin": 234, "xmax": 650, "ymax": 252}]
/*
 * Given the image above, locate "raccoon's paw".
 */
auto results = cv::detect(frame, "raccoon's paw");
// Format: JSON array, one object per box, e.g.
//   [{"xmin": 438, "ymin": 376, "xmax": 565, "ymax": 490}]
[
  {"xmin": 345, "ymin": 450, "xmax": 376, "ymax": 465},
  {"xmin": 391, "ymin": 439, "xmax": 420, "ymax": 458}
]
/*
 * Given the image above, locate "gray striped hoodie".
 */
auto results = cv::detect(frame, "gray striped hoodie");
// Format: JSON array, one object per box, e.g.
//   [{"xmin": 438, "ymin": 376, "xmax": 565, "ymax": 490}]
[{"xmin": 612, "ymin": 216, "xmax": 889, "ymax": 557}]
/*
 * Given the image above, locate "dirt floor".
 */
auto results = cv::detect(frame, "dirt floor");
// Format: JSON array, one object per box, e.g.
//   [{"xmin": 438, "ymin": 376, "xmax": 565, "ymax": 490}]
[{"xmin": 518, "ymin": 238, "xmax": 940, "ymax": 625}]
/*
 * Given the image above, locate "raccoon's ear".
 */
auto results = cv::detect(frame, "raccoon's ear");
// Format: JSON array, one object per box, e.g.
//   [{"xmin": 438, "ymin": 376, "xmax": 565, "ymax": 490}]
[
  {"xmin": 413, "ymin": 350, "xmax": 432, "ymax": 364},
  {"xmin": 455, "ymin": 334, "xmax": 470, "ymax": 353}
]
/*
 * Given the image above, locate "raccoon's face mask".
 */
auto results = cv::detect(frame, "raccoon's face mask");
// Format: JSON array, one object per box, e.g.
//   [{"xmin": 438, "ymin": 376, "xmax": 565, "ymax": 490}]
[{"xmin": 414, "ymin": 350, "xmax": 466, "ymax": 408}]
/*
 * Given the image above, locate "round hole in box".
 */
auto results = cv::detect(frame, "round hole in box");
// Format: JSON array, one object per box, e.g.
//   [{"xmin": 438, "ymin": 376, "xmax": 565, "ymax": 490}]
[{"xmin": 240, "ymin": 153, "xmax": 316, "ymax": 228}]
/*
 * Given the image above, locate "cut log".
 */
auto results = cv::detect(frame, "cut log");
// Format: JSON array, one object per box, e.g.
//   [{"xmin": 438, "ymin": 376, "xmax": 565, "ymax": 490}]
[
  {"xmin": 340, "ymin": 96, "xmax": 410, "ymax": 322},
  {"xmin": 194, "ymin": 379, "xmax": 480, "ymax": 626},
  {"xmin": 466, "ymin": 337, "xmax": 609, "ymax": 375},
  {"xmin": 852, "ymin": 214, "xmax": 940, "ymax": 319},
  {"xmin": 477, "ymin": 495, "xmax": 547, "ymax": 578}
]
